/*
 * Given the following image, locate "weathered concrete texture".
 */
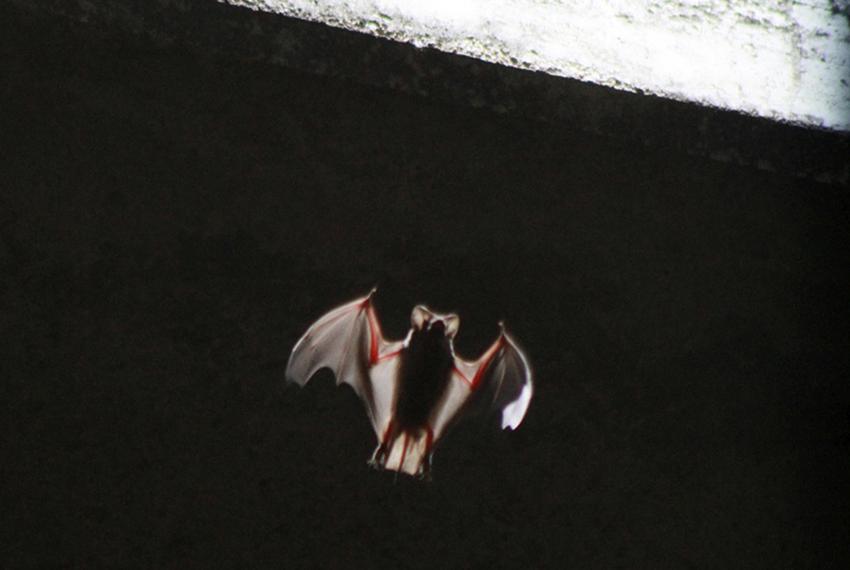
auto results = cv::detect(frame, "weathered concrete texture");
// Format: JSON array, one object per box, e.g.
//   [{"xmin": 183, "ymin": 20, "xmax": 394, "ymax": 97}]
[
  {"xmin": 1, "ymin": 2, "xmax": 849, "ymax": 569},
  {"xmin": 4, "ymin": 0, "xmax": 849, "ymax": 185},
  {"xmin": 227, "ymin": 0, "xmax": 850, "ymax": 132}
]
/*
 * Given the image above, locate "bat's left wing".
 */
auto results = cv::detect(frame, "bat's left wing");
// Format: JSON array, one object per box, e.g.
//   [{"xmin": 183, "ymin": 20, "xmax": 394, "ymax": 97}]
[
  {"xmin": 430, "ymin": 326, "xmax": 533, "ymax": 441},
  {"xmin": 285, "ymin": 291, "xmax": 403, "ymax": 436}
]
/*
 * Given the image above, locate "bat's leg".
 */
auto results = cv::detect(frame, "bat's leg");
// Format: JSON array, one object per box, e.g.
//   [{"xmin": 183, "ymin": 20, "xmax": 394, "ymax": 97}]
[
  {"xmin": 368, "ymin": 443, "xmax": 387, "ymax": 469},
  {"xmin": 418, "ymin": 425, "xmax": 435, "ymax": 481},
  {"xmin": 418, "ymin": 451, "xmax": 434, "ymax": 481},
  {"xmin": 368, "ymin": 420, "xmax": 395, "ymax": 469}
]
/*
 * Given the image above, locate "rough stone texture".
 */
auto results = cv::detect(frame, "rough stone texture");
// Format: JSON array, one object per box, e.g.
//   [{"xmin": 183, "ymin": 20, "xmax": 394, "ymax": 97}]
[
  {"xmin": 226, "ymin": 0, "xmax": 850, "ymax": 132},
  {"xmin": 4, "ymin": 0, "xmax": 849, "ymax": 185},
  {"xmin": 1, "ymin": 3, "xmax": 849, "ymax": 569}
]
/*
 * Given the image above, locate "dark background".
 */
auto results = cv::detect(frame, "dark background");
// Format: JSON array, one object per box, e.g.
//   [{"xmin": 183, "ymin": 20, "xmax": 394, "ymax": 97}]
[{"xmin": 2, "ymin": 3, "xmax": 849, "ymax": 568}]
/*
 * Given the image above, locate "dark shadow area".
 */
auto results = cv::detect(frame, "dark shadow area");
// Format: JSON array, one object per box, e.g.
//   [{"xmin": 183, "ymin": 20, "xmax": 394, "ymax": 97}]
[{"xmin": 1, "ymin": 4, "xmax": 848, "ymax": 568}]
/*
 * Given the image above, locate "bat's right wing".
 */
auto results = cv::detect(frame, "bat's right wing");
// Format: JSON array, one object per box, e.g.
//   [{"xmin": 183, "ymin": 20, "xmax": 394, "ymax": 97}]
[
  {"xmin": 286, "ymin": 291, "xmax": 402, "ymax": 435},
  {"xmin": 430, "ymin": 326, "xmax": 533, "ymax": 442}
]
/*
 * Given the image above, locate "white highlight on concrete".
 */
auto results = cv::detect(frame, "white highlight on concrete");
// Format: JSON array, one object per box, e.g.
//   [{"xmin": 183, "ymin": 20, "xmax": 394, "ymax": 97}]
[{"xmin": 224, "ymin": 0, "xmax": 850, "ymax": 132}]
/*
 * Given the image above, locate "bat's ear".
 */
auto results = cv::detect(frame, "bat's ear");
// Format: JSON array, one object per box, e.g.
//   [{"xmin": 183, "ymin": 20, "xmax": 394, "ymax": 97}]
[
  {"xmin": 444, "ymin": 314, "xmax": 460, "ymax": 339},
  {"xmin": 411, "ymin": 305, "xmax": 431, "ymax": 330}
]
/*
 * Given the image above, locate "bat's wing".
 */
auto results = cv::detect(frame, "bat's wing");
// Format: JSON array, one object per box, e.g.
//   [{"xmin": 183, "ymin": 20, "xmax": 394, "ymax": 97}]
[
  {"xmin": 286, "ymin": 291, "xmax": 403, "ymax": 436},
  {"xmin": 431, "ymin": 326, "xmax": 533, "ymax": 441}
]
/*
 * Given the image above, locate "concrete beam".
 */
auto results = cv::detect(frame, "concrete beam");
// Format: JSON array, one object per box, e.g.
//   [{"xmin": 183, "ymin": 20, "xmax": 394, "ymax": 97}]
[{"xmin": 5, "ymin": 0, "xmax": 849, "ymax": 184}]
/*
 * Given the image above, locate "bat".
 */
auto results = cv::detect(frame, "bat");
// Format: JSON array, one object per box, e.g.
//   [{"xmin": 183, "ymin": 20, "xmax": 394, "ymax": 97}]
[{"xmin": 285, "ymin": 289, "xmax": 533, "ymax": 478}]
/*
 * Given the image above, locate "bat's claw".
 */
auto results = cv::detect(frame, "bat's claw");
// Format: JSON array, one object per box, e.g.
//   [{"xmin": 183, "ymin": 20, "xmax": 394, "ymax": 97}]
[
  {"xmin": 416, "ymin": 452, "xmax": 434, "ymax": 482},
  {"xmin": 368, "ymin": 443, "xmax": 388, "ymax": 471}
]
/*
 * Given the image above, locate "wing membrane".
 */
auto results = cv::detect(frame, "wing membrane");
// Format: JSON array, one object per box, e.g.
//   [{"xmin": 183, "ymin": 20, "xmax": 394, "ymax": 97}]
[
  {"xmin": 286, "ymin": 292, "xmax": 402, "ymax": 435},
  {"xmin": 432, "ymin": 328, "xmax": 533, "ymax": 439}
]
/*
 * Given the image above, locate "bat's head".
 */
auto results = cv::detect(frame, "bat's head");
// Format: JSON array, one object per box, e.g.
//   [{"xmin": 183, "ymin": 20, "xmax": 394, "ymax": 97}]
[{"xmin": 411, "ymin": 305, "xmax": 460, "ymax": 339}]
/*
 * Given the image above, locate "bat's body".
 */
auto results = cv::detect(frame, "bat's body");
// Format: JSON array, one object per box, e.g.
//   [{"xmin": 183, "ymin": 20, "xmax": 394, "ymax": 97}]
[{"xmin": 286, "ymin": 290, "xmax": 533, "ymax": 478}]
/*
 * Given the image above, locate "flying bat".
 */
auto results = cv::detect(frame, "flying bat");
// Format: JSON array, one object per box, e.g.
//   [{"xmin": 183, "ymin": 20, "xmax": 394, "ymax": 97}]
[{"xmin": 285, "ymin": 290, "xmax": 533, "ymax": 478}]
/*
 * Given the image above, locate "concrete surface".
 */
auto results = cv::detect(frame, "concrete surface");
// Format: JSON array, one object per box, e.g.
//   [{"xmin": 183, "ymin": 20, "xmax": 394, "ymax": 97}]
[
  {"xmin": 226, "ymin": 0, "xmax": 850, "ymax": 131},
  {"xmin": 5, "ymin": 0, "xmax": 849, "ymax": 184}
]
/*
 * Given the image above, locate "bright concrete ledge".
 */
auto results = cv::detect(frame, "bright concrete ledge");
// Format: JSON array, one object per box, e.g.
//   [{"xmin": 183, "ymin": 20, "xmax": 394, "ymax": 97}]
[{"xmin": 224, "ymin": 0, "xmax": 850, "ymax": 132}]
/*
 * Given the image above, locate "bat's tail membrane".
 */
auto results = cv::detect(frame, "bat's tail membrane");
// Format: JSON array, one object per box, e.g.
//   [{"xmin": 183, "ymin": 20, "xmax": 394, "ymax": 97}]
[{"xmin": 378, "ymin": 428, "xmax": 433, "ymax": 477}]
